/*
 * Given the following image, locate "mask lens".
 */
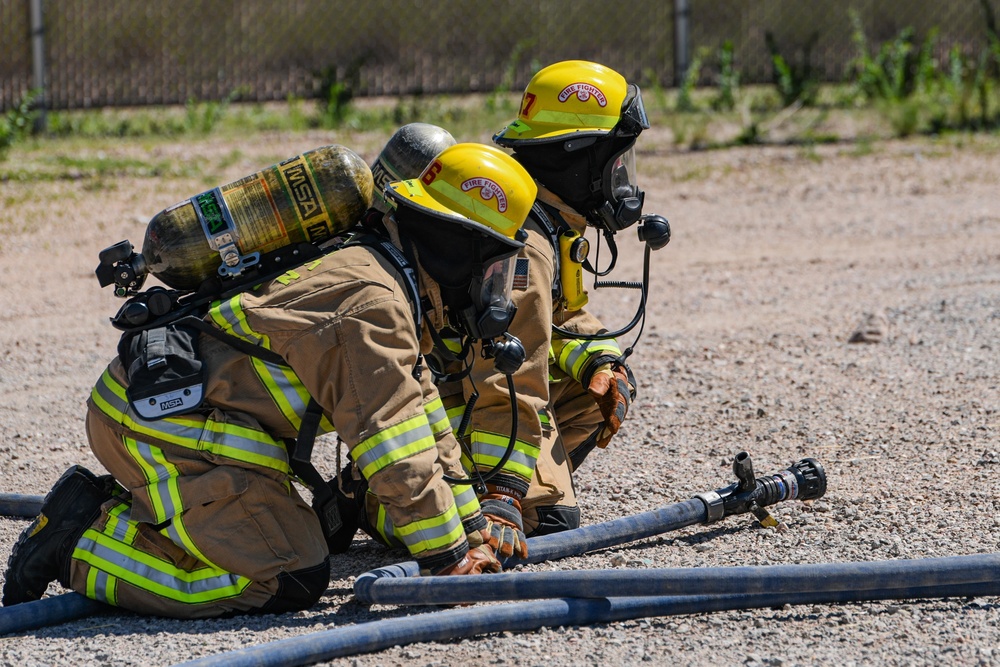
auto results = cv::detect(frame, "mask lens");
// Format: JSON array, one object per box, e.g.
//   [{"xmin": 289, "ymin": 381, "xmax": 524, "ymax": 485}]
[
  {"xmin": 478, "ymin": 255, "xmax": 517, "ymax": 309},
  {"xmin": 608, "ymin": 146, "xmax": 638, "ymax": 203}
]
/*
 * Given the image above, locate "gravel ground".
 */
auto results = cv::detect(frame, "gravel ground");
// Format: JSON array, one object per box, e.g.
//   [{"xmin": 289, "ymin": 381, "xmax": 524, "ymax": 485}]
[{"xmin": 0, "ymin": 129, "xmax": 998, "ymax": 667}]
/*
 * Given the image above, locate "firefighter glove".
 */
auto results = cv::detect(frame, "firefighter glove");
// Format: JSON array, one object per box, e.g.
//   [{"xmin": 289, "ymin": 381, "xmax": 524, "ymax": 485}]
[
  {"xmin": 479, "ymin": 493, "xmax": 528, "ymax": 560},
  {"xmin": 428, "ymin": 544, "xmax": 502, "ymax": 576},
  {"xmin": 587, "ymin": 360, "xmax": 636, "ymax": 448}
]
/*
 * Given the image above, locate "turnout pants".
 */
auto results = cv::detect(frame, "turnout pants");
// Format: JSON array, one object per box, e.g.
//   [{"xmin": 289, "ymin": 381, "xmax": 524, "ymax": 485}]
[
  {"xmin": 67, "ymin": 409, "xmax": 330, "ymax": 619},
  {"xmin": 519, "ymin": 376, "xmax": 604, "ymax": 536}
]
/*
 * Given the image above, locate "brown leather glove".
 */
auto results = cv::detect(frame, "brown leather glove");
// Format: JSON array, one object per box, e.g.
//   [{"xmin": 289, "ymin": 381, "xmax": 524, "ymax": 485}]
[
  {"xmin": 432, "ymin": 544, "xmax": 502, "ymax": 576},
  {"xmin": 587, "ymin": 362, "xmax": 636, "ymax": 448},
  {"xmin": 479, "ymin": 490, "xmax": 528, "ymax": 560}
]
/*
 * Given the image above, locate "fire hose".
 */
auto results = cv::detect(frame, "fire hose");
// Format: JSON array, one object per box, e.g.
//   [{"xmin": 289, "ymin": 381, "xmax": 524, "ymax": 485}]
[{"xmin": 4, "ymin": 452, "xmax": 997, "ymax": 667}]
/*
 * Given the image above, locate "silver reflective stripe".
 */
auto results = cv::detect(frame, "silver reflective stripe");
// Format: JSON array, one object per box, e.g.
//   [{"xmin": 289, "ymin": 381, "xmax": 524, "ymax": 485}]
[
  {"xmin": 446, "ymin": 406, "xmax": 465, "ymax": 433},
  {"xmin": 92, "ymin": 570, "xmax": 112, "ymax": 605},
  {"xmin": 214, "ymin": 298, "xmax": 331, "ymax": 435},
  {"xmin": 376, "ymin": 504, "xmax": 405, "ymax": 549},
  {"xmin": 396, "ymin": 513, "xmax": 463, "ymax": 553},
  {"xmin": 95, "ymin": 369, "xmax": 289, "ymax": 470},
  {"xmin": 197, "ymin": 423, "xmax": 290, "ymax": 469},
  {"xmin": 132, "ymin": 440, "xmax": 179, "ymax": 522},
  {"xmin": 561, "ymin": 341, "xmax": 592, "ymax": 374},
  {"xmin": 452, "ymin": 484, "xmax": 478, "ymax": 514},
  {"xmin": 424, "ymin": 400, "xmax": 449, "ymax": 435},
  {"xmin": 471, "ymin": 437, "xmax": 537, "ymax": 471},
  {"xmin": 353, "ymin": 421, "xmax": 434, "ymax": 476},
  {"xmin": 107, "ymin": 505, "xmax": 133, "ymax": 543},
  {"xmin": 214, "ymin": 296, "xmax": 260, "ymax": 344},
  {"xmin": 252, "ymin": 359, "xmax": 313, "ymax": 430},
  {"xmin": 77, "ymin": 536, "xmax": 245, "ymax": 598}
]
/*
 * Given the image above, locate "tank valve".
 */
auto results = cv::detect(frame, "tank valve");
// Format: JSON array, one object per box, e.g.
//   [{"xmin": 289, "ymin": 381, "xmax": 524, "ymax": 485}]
[{"xmin": 95, "ymin": 240, "xmax": 148, "ymax": 297}]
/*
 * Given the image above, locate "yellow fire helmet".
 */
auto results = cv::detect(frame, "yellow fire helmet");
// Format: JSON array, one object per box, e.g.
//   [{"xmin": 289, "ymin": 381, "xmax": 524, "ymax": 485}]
[
  {"xmin": 494, "ymin": 60, "xmax": 643, "ymax": 146},
  {"xmin": 385, "ymin": 142, "xmax": 537, "ymax": 246}
]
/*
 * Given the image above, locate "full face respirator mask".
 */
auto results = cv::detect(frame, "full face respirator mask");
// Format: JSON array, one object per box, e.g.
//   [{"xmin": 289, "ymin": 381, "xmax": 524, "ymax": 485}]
[{"xmin": 394, "ymin": 205, "xmax": 527, "ymax": 372}]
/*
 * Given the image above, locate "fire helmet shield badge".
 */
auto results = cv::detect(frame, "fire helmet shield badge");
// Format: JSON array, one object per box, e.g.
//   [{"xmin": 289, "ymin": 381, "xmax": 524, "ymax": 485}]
[
  {"xmin": 558, "ymin": 82, "xmax": 608, "ymax": 107},
  {"xmin": 462, "ymin": 177, "xmax": 508, "ymax": 213}
]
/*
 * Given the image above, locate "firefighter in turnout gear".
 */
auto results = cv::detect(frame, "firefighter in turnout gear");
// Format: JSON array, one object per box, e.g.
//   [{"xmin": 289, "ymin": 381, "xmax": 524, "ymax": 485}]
[
  {"xmin": 2, "ymin": 143, "xmax": 536, "ymax": 617},
  {"xmin": 473, "ymin": 59, "xmax": 660, "ymax": 541}
]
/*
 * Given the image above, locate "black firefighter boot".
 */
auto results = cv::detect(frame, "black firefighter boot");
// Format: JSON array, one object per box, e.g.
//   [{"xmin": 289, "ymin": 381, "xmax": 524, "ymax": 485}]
[{"xmin": 2, "ymin": 465, "xmax": 119, "ymax": 606}]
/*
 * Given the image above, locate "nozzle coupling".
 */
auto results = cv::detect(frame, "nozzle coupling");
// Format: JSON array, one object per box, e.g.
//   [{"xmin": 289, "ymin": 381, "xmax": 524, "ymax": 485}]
[{"xmin": 695, "ymin": 452, "xmax": 826, "ymax": 524}]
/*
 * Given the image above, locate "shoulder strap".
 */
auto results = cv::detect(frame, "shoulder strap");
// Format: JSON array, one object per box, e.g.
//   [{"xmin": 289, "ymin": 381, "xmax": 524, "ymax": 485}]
[
  {"xmin": 531, "ymin": 202, "xmax": 563, "ymax": 301},
  {"xmin": 176, "ymin": 315, "xmax": 287, "ymax": 366}
]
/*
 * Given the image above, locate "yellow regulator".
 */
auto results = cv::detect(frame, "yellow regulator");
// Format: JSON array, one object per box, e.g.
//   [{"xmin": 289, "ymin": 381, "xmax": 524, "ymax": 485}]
[{"xmin": 558, "ymin": 229, "xmax": 590, "ymax": 311}]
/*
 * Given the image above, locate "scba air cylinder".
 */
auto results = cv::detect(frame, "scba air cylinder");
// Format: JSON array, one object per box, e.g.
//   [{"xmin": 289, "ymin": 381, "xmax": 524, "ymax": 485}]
[{"xmin": 98, "ymin": 145, "xmax": 373, "ymax": 293}]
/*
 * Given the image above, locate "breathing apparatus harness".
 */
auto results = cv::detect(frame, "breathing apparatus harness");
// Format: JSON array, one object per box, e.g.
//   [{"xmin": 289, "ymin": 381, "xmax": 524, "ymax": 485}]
[{"xmin": 96, "ymin": 231, "xmax": 448, "ymax": 541}]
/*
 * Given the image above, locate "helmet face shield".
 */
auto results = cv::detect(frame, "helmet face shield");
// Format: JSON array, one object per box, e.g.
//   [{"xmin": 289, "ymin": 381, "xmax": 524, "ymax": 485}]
[{"xmin": 613, "ymin": 85, "xmax": 650, "ymax": 139}]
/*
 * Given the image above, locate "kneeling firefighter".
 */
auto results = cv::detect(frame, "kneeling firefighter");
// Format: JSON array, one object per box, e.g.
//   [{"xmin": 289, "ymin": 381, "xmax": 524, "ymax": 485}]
[
  {"xmin": 1, "ymin": 143, "xmax": 536, "ymax": 618},
  {"xmin": 463, "ymin": 59, "xmax": 670, "ymax": 546},
  {"xmin": 329, "ymin": 127, "xmax": 540, "ymax": 559}
]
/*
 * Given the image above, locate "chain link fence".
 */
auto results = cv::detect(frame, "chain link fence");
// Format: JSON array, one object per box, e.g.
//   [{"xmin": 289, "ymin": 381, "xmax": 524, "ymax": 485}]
[{"xmin": 1, "ymin": 0, "xmax": 994, "ymax": 111}]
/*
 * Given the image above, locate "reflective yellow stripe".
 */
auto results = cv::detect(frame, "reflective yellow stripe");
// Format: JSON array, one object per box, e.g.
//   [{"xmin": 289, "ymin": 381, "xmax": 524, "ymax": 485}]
[
  {"xmin": 209, "ymin": 295, "xmax": 270, "ymax": 348},
  {"xmin": 352, "ymin": 414, "xmax": 436, "ymax": 480},
  {"xmin": 104, "ymin": 501, "xmax": 138, "ymax": 545},
  {"xmin": 123, "ymin": 437, "xmax": 179, "ymax": 525},
  {"xmin": 470, "ymin": 430, "xmax": 539, "ymax": 481},
  {"xmin": 452, "ymin": 484, "xmax": 480, "ymax": 520},
  {"xmin": 92, "ymin": 370, "xmax": 291, "ymax": 474},
  {"xmin": 423, "ymin": 397, "xmax": 449, "ymax": 436},
  {"xmin": 372, "ymin": 496, "xmax": 405, "ymax": 550},
  {"xmin": 84, "ymin": 501, "xmax": 137, "ymax": 605},
  {"xmin": 441, "ymin": 334, "xmax": 463, "ymax": 354},
  {"xmin": 445, "ymin": 405, "xmax": 466, "ymax": 434},
  {"xmin": 372, "ymin": 491, "xmax": 467, "ymax": 556},
  {"xmin": 122, "ymin": 435, "xmax": 221, "ymax": 568},
  {"xmin": 74, "ymin": 528, "xmax": 252, "ymax": 605},
  {"xmin": 552, "ymin": 338, "xmax": 621, "ymax": 382},
  {"xmin": 391, "ymin": 504, "xmax": 464, "ymax": 556},
  {"xmin": 249, "ymin": 357, "xmax": 334, "ymax": 434},
  {"xmin": 85, "ymin": 565, "xmax": 115, "ymax": 605},
  {"xmin": 210, "ymin": 297, "xmax": 334, "ymax": 435},
  {"xmin": 529, "ymin": 110, "xmax": 619, "ymax": 129}
]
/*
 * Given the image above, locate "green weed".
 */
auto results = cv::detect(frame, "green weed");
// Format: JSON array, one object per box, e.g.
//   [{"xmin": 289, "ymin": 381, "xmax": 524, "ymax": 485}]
[
  {"xmin": 677, "ymin": 49, "xmax": 706, "ymax": 112},
  {"xmin": 711, "ymin": 40, "xmax": 739, "ymax": 112},
  {"xmin": 486, "ymin": 39, "xmax": 538, "ymax": 114},
  {"xmin": 0, "ymin": 90, "xmax": 41, "ymax": 159},
  {"xmin": 766, "ymin": 31, "xmax": 820, "ymax": 107}
]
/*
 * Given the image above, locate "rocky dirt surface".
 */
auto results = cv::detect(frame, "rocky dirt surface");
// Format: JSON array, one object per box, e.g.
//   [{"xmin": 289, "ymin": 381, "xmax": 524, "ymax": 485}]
[{"xmin": 0, "ymin": 128, "xmax": 998, "ymax": 667}]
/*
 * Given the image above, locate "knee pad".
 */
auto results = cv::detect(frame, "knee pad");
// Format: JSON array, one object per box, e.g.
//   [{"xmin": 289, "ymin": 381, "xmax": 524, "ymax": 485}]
[{"xmin": 260, "ymin": 556, "xmax": 330, "ymax": 614}]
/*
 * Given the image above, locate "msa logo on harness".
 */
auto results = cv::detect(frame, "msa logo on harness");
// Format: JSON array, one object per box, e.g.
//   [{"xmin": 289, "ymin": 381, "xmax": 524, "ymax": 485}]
[
  {"xmin": 161, "ymin": 397, "xmax": 184, "ymax": 411},
  {"xmin": 132, "ymin": 384, "xmax": 205, "ymax": 421}
]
